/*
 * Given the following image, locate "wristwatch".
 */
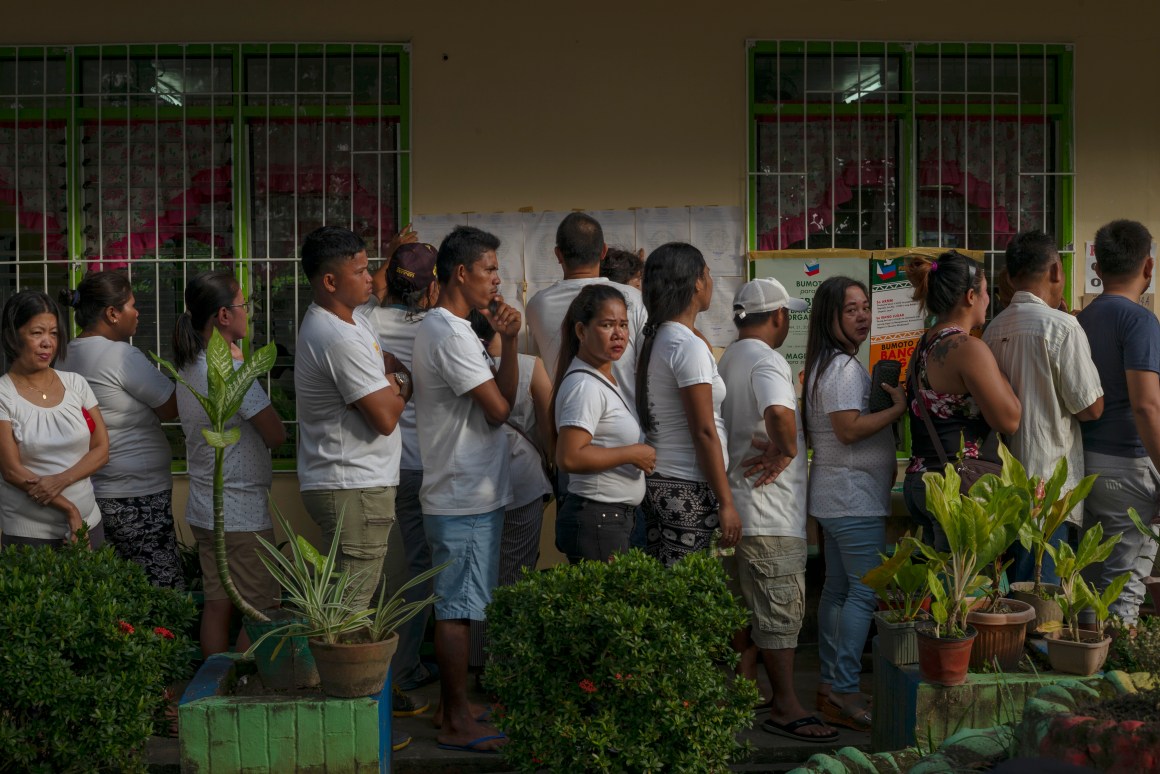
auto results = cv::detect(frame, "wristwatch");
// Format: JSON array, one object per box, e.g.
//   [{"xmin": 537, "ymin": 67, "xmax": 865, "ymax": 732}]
[{"xmin": 393, "ymin": 371, "xmax": 411, "ymax": 398}]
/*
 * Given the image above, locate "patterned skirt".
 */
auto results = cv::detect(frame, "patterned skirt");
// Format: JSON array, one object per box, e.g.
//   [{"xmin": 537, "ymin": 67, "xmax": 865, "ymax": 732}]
[
  {"xmin": 96, "ymin": 490, "xmax": 185, "ymax": 590},
  {"xmin": 642, "ymin": 474, "xmax": 720, "ymax": 568}
]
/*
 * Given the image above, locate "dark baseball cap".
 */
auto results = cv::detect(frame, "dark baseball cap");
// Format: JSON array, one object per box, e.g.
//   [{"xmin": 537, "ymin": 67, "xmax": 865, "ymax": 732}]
[{"xmin": 388, "ymin": 242, "xmax": 438, "ymax": 292}]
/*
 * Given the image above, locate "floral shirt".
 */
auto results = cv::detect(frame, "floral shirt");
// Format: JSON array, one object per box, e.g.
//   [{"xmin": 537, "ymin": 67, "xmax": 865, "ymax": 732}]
[{"xmin": 906, "ymin": 327, "xmax": 993, "ymax": 474}]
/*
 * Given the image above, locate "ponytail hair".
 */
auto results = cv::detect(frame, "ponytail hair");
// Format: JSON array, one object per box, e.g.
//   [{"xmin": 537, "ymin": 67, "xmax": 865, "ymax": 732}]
[
  {"xmin": 550, "ymin": 284, "xmax": 628, "ymax": 418},
  {"xmin": 172, "ymin": 270, "xmax": 239, "ymax": 370},
  {"xmin": 61, "ymin": 270, "xmax": 133, "ymax": 331},
  {"xmin": 634, "ymin": 242, "xmax": 707, "ymax": 432},
  {"xmin": 904, "ymin": 250, "xmax": 983, "ymax": 318}
]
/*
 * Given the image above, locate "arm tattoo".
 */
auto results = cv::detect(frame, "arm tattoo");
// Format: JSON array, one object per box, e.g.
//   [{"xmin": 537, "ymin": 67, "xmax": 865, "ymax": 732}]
[{"xmin": 928, "ymin": 333, "xmax": 964, "ymax": 367}]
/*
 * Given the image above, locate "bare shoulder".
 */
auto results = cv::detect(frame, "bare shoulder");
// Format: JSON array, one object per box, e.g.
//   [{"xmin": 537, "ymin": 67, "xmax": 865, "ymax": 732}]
[{"xmin": 926, "ymin": 330, "xmax": 976, "ymax": 367}]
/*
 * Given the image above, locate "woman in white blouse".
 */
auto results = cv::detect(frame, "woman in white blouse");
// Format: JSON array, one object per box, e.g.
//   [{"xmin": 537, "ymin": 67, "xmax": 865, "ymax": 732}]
[
  {"xmin": 60, "ymin": 271, "xmax": 182, "ymax": 587},
  {"xmin": 173, "ymin": 270, "xmax": 286, "ymax": 657},
  {"xmin": 635, "ymin": 243, "xmax": 740, "ymax": 567},
  {"xmin": 553, "ymin": 284, "xmax": 655, "ymax": 562},
  {"xmin": 0, "ymin": 291, "xmax": 109, "ymax": 549}
]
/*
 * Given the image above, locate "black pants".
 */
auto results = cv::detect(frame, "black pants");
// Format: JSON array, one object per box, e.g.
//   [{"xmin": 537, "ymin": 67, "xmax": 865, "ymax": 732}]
[{"xmin": 555, "ymin": 494, "xmax": 635, "ymax": 563}]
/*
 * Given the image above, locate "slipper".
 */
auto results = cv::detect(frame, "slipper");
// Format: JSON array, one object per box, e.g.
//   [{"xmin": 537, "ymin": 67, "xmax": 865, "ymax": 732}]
[
  {"xmin": 436, "ymin": 734, "xmax": 506, "ymax": 754},
  {"xmin": 753, "ymin": 698, "xmax": 774, "ymax": 713},
  {"xmin": 821, "ymin": 697, "xmax": 871, "ymax": 732},
  {"xmin": 762, "ymin": 716, "xmax": 840, "ymax": 743}
]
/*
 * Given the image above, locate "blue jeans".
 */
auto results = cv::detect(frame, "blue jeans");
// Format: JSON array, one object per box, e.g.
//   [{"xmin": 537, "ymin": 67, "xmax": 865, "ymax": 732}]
[{"xmin": 817, "ymin": 516, "xmax": 885, "ymax": 695}]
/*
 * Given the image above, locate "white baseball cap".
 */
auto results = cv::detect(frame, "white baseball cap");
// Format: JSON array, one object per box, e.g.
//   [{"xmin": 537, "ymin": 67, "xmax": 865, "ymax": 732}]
[{"xmin": 732, "ymin": 278, "xmax": 808, "ymax": 318}]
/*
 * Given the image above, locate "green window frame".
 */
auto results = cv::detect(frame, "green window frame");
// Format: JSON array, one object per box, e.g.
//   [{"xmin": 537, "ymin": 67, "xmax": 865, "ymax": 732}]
[
  {"xmin": 746, "ymin": 40, "xmax": 1075, "ymax": 301},
  {"xmin": 0, "ymin": 43, "xmax": 412, "ymax": 471}
]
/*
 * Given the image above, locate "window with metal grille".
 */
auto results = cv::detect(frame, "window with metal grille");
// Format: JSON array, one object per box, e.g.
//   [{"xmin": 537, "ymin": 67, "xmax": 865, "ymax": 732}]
[
  {"xmin": 747, "ymin": 41, "xmax": 1074, "ymax": 303},
  {"xmin": 0, "ymin": 43, "xmax": 410, "ymax": 470}
]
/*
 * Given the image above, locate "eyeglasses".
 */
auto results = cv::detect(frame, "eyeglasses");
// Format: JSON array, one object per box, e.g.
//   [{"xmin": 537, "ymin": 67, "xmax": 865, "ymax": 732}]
[{"xmin": 225, "ymin": 301, "xmax": 251, "ymax": 314}]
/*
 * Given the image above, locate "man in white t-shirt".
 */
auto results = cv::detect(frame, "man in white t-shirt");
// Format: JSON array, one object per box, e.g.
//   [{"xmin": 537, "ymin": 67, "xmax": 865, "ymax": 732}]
[
  {"xmin": 983, "ymin": 230, "xmax": 1103, "ymax": 585},
  {"xmin": 525, "ymin": 212, "xmax": 647, "ymax": 405},
  {"xmin": 413, "ymin": 225, "xmax": 521, "ymax": 753},
  {"xmin": 719, "ymin": 278, "xmax": 837, "ymax": 743},
  {"xmin": 294, "ymin": 226, "xmax": 410, "ymax": 612}
]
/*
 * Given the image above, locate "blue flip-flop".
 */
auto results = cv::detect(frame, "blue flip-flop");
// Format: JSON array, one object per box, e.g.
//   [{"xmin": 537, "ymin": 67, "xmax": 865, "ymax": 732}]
[{"xmin": 436, "ymin": 734, "xmax": 506, "ymax": 754}]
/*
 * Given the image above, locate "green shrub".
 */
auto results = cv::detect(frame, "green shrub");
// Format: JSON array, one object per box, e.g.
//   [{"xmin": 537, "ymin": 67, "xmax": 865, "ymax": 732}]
[
  {"xmin": 1108, "ymin": 615, "xmax": 1160, "ymax": 675},
  {"xmin": 0, "ymin": 539, "xmax": 198, "ymax": 773},
  {"xmin": 484, "ymin": 550, "xmax": 758, "ymax": 773}
]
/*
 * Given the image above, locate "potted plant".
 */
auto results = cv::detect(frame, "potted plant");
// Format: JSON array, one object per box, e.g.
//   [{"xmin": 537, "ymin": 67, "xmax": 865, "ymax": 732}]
[
  {"xmin": 863, "ymin": 537, "xmax": 930, "ymax": 666},
  {"xmin": 246, "ymin": 508, "xmax": 446, "ymax": 697},
  {"xmin": 906, "ymin": 458, "xmax": 1027, "ymax": 686},
  {"xmin": 1044, "ymin": 524, "xmax": 1126, "ymax": 676},
  {"xmin": 1005, "ymin": 450, "xmax": 1097, "ymax": 635}
]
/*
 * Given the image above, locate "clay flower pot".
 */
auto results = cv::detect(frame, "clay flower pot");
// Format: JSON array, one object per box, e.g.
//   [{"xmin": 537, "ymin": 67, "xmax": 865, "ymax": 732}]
[
  {"xmin": 966, "ymin": 598, "xmax": 1035, "ymax": 671},
  {"xmin": 1009, "ymin": 582, "xmax": 1063, "ymax": 635},
  {"xmin": 309, "ymin": 631, "xmax": 398, "ymax": 698},
  {"xmin": 916, "ymin": 622, "xmax": 977, "ymax": 687},
  {"xmin": 1044, "ymin": 630, "xmax": 1111, "ymax": 676},
  {"xmin": 244, "ymin": 609, "xmax": 320, "ymax": 690}
]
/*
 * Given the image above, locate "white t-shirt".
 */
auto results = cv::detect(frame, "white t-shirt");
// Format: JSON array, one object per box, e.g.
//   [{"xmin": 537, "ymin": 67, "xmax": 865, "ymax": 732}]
[
  {"xmin": 718, "ymin": 338, "xmax": 807, "ymax": 538},
  {"xmin": 526, "ymin": 277, "xmax": 647, "ymax": 407},
  {"xmin": 644, "ymin": 322, "xmax": 728, "ymax": 481},
  {"xmin": 295, "ymin": 304, "xmax": 401, "ymax": 490},
  {"xmin": 413, "ymin": 307, "xmax": 512, "ymax": 516},
  {"xmin": 498, "ymin": 354, "xmax": 552, "ymax": 509},
  {"xmin": 555, "ymin": 358, "xmax": 646, "ymax": 505},
  {"xmin": 62, "ymin": 336, "xmax": 175, "ymax": 498},
  {"xmin": 805, "ymin": 352, "xmax": 896, "ymax": 518},
  {"xmin": 178, "ymin": 353, "xmax": 273, "ymax": 532},
  {"xmin": 0, "ymin": 371, "xmax": 102, "ymax": 539},
  {"xmin": 359, "ymin": 302, "xmax": 425, "ymax": 471}
]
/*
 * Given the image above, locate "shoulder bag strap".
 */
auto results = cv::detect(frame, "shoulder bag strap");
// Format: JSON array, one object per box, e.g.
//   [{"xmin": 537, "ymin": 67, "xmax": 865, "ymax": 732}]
[
  {"xmin": 562, "ymin": 368, "xmax": 635, "ymax": 417},
  {"xmin": 907, "ymin": 333, "xmax": 952, "ymax": 468}
]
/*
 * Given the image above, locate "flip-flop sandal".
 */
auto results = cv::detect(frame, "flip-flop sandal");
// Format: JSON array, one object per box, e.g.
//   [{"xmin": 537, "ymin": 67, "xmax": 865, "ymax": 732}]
[
  {"xmin": 431, "ymin": 708, "xmax": 492, "ymax": 729},
  {"xmin": 762, "ymin": 716, "xmax": 840, "ymax": 743},
  {"xmin": 821, "ymin": 697, "xmax": 871, "ymax": 732},
  {"xmin": 753, "ymin": 698, "xmax": 775, "ymax": 713},
  {"xmin": 436, "ymin": 734, "xmax": 506, "ymax": 754}
]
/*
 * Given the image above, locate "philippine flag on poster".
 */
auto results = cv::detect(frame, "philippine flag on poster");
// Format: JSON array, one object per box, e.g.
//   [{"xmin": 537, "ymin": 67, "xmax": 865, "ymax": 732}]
[
  {"xmin": 877, "ymin": 260, "xmax": 897, "ymax": 280},
  {"xmin": 804, "ymin": 259, "xmax": 821, "ymax": 276}
]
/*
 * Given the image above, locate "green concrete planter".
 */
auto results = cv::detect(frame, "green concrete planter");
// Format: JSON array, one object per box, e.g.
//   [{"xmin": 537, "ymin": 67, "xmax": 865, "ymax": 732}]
[
  {"xmin": 179, "ymin": 653, "xmax": 386, "ymax": 773},
  {"xmin": 871, "ymin": 640, "xmax": 1100, "ymax": 751}
]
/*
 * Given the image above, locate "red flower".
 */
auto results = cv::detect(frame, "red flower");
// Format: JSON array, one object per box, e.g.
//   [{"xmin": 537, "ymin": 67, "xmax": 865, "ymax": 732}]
[
  {"xmin": 154, "ymin": 627, "xmax": 175, "ymax": 640},
  {"xmin": 578, "ymin": 679, "xmax": 597, "ymax": 694},
  {"xmin": 117, "ymin": 621, "xmax": 135, "ymax": 635},
  {"xmin": 615, "ymin": 673, "xmax": 623, "ymax": 680},
  {"xmin": 682, "ymin": 700, "xmax": 690, "ymax": 708}
]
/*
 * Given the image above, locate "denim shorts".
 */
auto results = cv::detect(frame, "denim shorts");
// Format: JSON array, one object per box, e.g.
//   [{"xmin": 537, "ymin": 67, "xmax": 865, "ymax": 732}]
[{"xmin": 423, "ymin": 508, "xmax": 505, "ymax": 621}]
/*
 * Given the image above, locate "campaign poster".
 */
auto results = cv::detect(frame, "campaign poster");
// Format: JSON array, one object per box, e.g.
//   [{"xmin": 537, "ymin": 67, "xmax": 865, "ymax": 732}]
[{"xmin": 869, "ymin": 257, "xmax": 925, "ymax": 383}]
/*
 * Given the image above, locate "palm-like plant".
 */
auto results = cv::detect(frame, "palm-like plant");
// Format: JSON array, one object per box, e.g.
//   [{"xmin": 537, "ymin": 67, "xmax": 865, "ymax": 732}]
[
  {"xmin": 1051, "ymin": 523, "xmax": 1126, "ymax": 640},
  {"xmin": 154, "ymin": 329, "xmax": 277, "ymax": 623}
]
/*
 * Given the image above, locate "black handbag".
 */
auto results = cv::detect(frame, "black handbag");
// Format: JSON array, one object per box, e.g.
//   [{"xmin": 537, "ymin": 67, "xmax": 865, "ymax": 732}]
[{"xmin": 906, "ymin": 335, "xmax": 1001, "ymax": 494}]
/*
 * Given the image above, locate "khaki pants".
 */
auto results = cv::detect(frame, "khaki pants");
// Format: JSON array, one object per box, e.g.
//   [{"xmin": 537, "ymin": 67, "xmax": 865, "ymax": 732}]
[{"xmin": 301, "ymin": 486, "xmax": 398, "ymax": 611}]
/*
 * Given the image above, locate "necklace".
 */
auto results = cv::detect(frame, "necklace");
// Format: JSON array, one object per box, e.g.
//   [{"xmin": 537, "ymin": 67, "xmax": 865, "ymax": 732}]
[{"xmin": 11, "ymin": 371, "xmax": 54, "ymax": 401}]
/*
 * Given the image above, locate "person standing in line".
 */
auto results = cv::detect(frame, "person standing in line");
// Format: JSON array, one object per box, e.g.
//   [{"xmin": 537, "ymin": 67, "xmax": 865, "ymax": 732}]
[
  {"xmin": 718, "ymin": 278, "xmax": 837, "ymax": 743},
  {"xmin": 802, "ymin": 276, "xmax": 905, "ymax": 732},
  {"xmin": 553, "ymin": 284, "xmax": 655, "ymax": 563},
  {"xmin": 526, "ymin": 212, "xmax": 647, "ymax": 408},
  {"xmin": 635, "ymin": 242, "xmax": 741, "ymax": 566},
  {"xmin": 1077, "ymin": 219, "xmax": 1160, "ymax": 628},
  {"xmin": 360, "ymin": 238, "xmax": 443, "ymax": 699},
  {"xmin": 0, "ymin": 291, "xmax": 108, "ymax": 550},
  {"xmin": 173, "ymin": 271, "xmax": 285, "ymax": 657},
  {"xmin": 983, "ymin": 231, "xmax": 1103, "ymax": 584},
  {"xmin": 295, "ymin": 226, "xmax": 410, "ymax": 612},
  {"xmin": 465, "ymin": 308, "xmax": 553, "ymax": 669},
  {"xmin": 901, "ymin": 251, "xmax": 1021, "ymax": 551},
  {"xmin": 599, "ymin": 246, "xmax": 644, "ymax": 290},
  {"xmin": 59, "ymin": 271, "xmax": 184, "ymax": 588},
  {"xmin": 412, "ymin": 225, "xmax": 519, "ymax": 754}
]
